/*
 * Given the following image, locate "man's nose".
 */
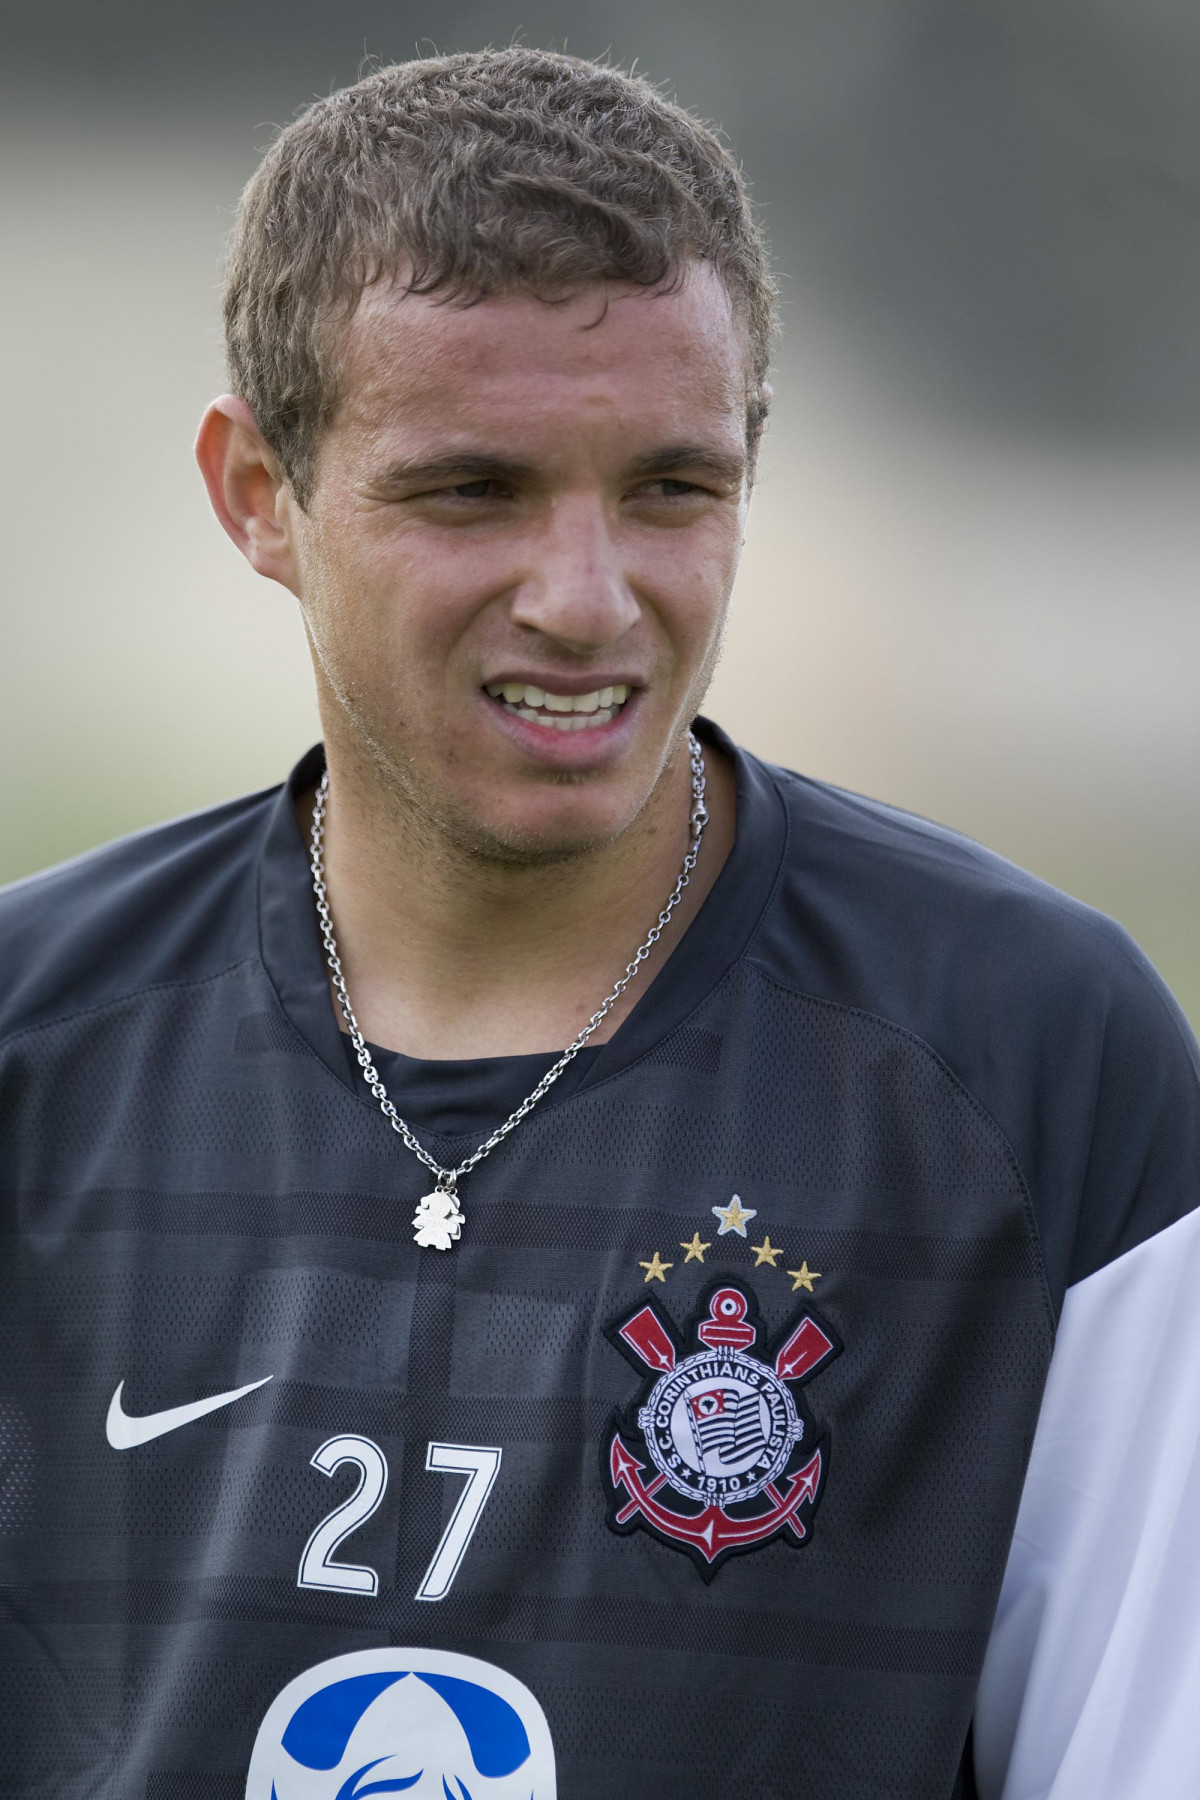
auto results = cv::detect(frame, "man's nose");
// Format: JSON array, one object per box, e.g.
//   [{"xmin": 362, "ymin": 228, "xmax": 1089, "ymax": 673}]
[{"xmin": 508, "ymin": 496, "xmax": 641, "ymax": 651}]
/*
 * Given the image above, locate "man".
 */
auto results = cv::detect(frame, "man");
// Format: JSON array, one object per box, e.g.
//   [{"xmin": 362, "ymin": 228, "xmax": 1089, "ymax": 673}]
[{"xmin": 1, "ymin": 47, "xmax": 1197, "ymax": 1800}]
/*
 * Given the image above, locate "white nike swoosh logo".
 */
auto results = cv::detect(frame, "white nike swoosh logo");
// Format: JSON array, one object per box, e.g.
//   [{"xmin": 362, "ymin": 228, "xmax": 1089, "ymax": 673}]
[{"xmin": 105, "ymin": 1375, "xmax": 273, "ymax": 1449}]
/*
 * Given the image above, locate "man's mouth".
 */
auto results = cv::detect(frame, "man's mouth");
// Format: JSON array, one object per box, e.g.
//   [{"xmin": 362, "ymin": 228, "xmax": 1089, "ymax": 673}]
[{"xmin": 483, "ymin": 681, "xmax": 631, "ymax": 731}]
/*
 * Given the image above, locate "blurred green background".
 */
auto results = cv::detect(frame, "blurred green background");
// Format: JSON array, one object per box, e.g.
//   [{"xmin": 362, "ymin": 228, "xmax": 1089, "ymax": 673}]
[{"xmin": 2, "ymin": 1, "xmax": 1197, "ymax": 1023}]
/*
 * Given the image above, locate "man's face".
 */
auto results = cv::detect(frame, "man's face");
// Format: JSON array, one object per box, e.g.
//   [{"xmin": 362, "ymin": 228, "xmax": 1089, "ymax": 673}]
[{"xmin": 286, "ymin": 262, "xmax": 752, "ymax": 861}]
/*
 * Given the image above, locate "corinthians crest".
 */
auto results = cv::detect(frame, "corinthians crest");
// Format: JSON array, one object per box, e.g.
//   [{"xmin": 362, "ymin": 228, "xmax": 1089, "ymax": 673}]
[{"xmin": 602, "ymin": 1281, "xmax": 841, "ymax": 1577}]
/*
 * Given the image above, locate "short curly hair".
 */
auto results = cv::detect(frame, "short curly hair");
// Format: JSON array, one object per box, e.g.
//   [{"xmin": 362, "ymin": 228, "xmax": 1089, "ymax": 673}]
[{"xmin": 223, "ymin": 48, "xmax": 777, "ymax": 506}]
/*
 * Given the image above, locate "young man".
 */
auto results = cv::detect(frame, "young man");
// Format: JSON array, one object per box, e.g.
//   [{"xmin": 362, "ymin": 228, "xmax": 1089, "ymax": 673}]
[{"xmin": 1, "ymin": 48, "xmax": 1197, "ymax": 1800}]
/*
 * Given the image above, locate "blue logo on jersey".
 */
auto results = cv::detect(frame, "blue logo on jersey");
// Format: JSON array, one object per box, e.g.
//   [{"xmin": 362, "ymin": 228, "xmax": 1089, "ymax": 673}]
[{"xmin": 245, "ymin": 1648, "xmax": 556, "ymax": 1800}]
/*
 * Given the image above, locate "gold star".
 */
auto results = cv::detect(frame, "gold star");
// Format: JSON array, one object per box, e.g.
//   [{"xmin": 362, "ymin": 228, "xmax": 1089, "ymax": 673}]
[
  {"xmin": 639, "ymin": 1251, "xmax": 673, "ymax": 1284},
  {"xmin": 751, "ymin": 1235, "xmax": 783, "ymax": 1267},
  {"xmin": 680, "ymin": 1232, "xmax": 711, "ymax": 1263},
  {"xmin": 787, "ymin": 1261, "xmax": 821, "ymax": 1292},
  {"xmin": 712, "ymin": 1194, "xmax": 757, "ymax": 1237}
]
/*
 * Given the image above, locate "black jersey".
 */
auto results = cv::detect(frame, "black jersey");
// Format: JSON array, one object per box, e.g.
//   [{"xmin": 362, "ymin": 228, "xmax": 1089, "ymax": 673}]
[{"xmin": 2, "ymin": 720, "xmax": 1198, "ymax": 1800}]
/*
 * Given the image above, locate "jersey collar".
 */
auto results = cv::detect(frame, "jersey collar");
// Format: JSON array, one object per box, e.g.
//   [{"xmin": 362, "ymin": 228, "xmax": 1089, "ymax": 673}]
[{"xmin": 256, "ymin": 717, "xmax": 788, "ymax": 1109}]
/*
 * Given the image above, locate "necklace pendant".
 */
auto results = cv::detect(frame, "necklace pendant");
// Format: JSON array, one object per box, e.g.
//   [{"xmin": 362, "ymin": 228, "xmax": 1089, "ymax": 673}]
[{"xmin": 412, "ymin": 1185, "xmax": 464, "ymax": 1251}]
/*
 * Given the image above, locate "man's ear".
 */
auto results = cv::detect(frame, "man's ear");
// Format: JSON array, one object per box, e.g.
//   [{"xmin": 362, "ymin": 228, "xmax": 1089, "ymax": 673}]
[
  {"xmin": 195, "ymin": 396, "xmax": 302, "ymax": 595},
  {"xmin": 745, "ymin": 381, "xmax": 772, "ymax": 487}
]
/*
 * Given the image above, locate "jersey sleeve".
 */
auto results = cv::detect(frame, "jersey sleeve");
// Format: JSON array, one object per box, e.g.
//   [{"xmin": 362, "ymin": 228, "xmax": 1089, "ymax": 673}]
[{"xmin": 972, "ymin": 970, "xmax": 1200, "ymax": 1798}]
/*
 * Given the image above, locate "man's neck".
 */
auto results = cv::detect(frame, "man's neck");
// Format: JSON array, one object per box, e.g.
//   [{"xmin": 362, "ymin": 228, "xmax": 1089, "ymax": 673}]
[{"xmin": 298, "ymin": 735, "xmax": 737, "ymax": 1062}]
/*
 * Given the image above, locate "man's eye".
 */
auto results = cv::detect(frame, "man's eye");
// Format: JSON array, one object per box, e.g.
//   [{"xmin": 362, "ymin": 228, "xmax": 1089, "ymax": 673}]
[
  {"xmin": 642, "ymin": 479, "xmax": 702, "ymax": 498},
  {"xmin": 448, "ymin": 479, "xmax": 502, "ymax": 499}
]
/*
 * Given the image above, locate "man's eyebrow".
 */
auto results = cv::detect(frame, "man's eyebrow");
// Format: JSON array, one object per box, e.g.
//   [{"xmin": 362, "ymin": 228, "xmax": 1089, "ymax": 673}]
[
  {"xmin": 370, "ymin": 452, "xmax": 540, "ymax": 489},
  {"xmin": 621, "ymin": 445, "xmax": 747, "ymax": 486},
  {"xmin": 368, "ymin": 444, "xmax": 747, "ymax": 490}
]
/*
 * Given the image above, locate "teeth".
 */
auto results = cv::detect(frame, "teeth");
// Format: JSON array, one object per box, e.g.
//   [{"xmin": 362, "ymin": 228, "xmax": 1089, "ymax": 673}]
[
  {"xmin": 483, "ymin": 681, "xmax": 631, "ymax": 720},
  {"xmin": 501, "ymin": 703, "xmax": 620, "ymax": 731}
]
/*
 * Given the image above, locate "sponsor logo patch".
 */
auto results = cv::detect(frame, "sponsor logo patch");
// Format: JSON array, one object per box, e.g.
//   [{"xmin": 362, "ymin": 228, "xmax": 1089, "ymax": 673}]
[
  {"xmin": 244, "ymin": 1646, "xmax": 556, "ymax": 1798},
  {"xmin": 602, "ymin": 1280, "xmax": 841, "ymax": 1578}
]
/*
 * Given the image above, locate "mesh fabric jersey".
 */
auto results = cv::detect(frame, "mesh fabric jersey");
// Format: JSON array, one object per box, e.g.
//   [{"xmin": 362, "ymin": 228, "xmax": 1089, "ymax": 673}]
[{"xmin": 1, "ymin": 719, "xmax": 1198, "ymax": 1799}]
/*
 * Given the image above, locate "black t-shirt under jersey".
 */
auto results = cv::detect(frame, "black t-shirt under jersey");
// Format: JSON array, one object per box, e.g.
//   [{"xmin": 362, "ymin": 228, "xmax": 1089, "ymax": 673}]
[
  {"xmin": 347, "ymin": 1039, "xmax": 602, "ymax": 1145},
  {"xmin": 1, "ymin": 718, "xmax": 1197, "ymax": 1799}
]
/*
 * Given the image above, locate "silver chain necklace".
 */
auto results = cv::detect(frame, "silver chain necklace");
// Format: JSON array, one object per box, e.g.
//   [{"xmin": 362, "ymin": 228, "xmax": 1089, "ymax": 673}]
[{"xmin": 309, "ymin": 730, "xmax": 709, "ymax": 1249}]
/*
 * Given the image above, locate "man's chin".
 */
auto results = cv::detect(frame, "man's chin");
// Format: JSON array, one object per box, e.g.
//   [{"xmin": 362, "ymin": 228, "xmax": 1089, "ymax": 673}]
[
  {"xmin": 431, "ymin": 800, "xmax": 639, "ymax": 871},
  {"xmin": 339, "ymin": 707, "xmax": 688, "ymax": 871}
]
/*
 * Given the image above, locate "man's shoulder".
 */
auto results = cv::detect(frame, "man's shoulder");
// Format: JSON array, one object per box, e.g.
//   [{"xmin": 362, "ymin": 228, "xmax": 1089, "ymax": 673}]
[
  {"xmin": 747, "ymin": 752, "xmax": 1199, "ymax": 1295},
  {"xmin": 760, "ymin": 756, "xmax": 1162, "ymax": 1014},
  {"xmin": 0, "ymin": 783, "xmax": 280, "ymax": 1047}
]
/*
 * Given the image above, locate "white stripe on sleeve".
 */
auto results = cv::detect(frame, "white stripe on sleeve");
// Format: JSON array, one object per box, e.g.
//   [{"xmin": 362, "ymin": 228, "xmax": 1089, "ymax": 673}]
[{"xmin": 974, "ymin": 1201, "xmax": 1200, "ymax": 1798}]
